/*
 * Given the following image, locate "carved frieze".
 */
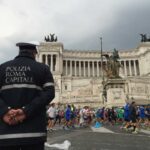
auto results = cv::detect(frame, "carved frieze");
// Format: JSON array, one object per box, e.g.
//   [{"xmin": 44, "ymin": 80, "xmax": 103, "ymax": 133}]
[
  {"xmin": 130, "ymin": 83, "xmax": 150, "ymax": 95},
  {"xmin": 78, "ymin": 87, "xmax": 92, "ymax": 96},
  {"xmin": 39, "ymin": 46, "xmax": 60, "ymax": 52}
]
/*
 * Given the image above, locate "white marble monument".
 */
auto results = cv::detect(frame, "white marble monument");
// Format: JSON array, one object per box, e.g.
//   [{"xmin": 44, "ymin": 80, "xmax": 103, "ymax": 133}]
[{"xmin": 36, "ymin": 41, "xmax": 150, "ymax": 107}]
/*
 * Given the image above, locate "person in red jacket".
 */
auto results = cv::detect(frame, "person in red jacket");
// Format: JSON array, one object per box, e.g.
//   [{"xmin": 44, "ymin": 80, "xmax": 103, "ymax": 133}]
[{"xmin": 0, "ymin": 42, "xmax": 55, "ymax": 150}]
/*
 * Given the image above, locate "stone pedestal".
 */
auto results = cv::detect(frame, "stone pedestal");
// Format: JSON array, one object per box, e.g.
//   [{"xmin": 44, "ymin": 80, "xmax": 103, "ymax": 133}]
[{"xmin": 104, "ymin": 79, "xmax": 126, "ymax": 107}]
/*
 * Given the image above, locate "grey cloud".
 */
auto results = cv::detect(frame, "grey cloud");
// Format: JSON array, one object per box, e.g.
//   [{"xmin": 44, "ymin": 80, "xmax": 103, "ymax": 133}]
[
  {"xmin": 100, "ymin": 1, "xmax": 150, "ymax": 51},
  {"xmin": 1, "ymin": 0, "xmax": 150, "ymax": 63},
  {"xmin": 63, "ymin": 0, "xmax": 150, "ymax": 51}
]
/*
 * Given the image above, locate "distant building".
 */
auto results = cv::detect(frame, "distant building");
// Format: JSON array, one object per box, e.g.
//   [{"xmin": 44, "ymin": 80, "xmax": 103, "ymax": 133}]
[{"xmin": 36, "ymin": 42, "xmax": 150, "ymax": 107}]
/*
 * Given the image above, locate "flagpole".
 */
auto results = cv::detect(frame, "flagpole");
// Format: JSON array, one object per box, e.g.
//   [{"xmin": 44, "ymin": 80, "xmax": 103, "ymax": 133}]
[
  {"xmin": 100, "ymin": 37, "xmax": 105, "ymax": 105},
  {"xmin": 100, "ymin": 37, "xmax": 103, "ymax": 80}
]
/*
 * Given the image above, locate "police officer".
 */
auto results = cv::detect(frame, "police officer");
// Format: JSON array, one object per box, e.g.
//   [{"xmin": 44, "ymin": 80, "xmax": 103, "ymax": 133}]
[{"xmin": 0, "ymin": 42, "xmax": 55, "ymax": 150}]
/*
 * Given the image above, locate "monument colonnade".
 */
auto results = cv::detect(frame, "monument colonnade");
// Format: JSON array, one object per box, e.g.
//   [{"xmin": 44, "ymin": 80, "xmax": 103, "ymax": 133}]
[{"xmin": 38, "ymin": 53, "xmax": 139, "ymax": 77}]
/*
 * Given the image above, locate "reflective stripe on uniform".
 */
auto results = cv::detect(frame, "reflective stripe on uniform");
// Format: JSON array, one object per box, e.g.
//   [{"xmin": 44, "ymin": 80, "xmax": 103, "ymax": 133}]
[
  {"xmin": 0, "ymin": 84, "xmax": 42, "ymax": 91},
  {"xmin": 43, "ymin": 82, "xmax": 54, "ymax": 88},
  {"xmin": 0, "ymin": 132, "xmax": 46, "ymax": 139}
]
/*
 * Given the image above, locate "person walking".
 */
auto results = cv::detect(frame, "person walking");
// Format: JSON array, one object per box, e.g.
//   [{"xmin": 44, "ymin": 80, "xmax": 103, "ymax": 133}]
[
  {"xmin": 47, "ymin": 103, "xmax": 56, "ymax": 131},
  {"xmin": 63, "ymin": 105, "xmax": 71, "ymax": 130},
  {"xmin": 123, "ymin": 102, "xmax": 131, "ymax": 129},
  {"xmin": 129, "ymin": 101, "xmax": 138, "ymax": 134},
  {"xmin": 0, "ymin": 42, "xmax": 55, "ymax": 150}
]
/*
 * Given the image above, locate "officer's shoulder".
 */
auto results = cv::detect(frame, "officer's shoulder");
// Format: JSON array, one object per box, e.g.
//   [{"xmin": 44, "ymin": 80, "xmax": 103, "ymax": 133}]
[
  {"xmin": 0, "ymin": 60, "xmax": 14, "ymax": 67},
  {"xmin": 35, "ymin": 61, "xmax": 49, "ymax": 69}
]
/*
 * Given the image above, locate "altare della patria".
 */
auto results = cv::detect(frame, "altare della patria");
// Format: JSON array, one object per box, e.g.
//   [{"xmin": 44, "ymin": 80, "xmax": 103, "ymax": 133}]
[{"xmin": 36, "ymin": 34, "xmax": 150, "ymax": 107}]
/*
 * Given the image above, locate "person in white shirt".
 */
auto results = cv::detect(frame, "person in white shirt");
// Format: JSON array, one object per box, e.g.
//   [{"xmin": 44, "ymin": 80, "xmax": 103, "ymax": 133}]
[
  {"xmin": 79, "ymin": 108, "xmax": 84, "ymax": 127},
  {"xmin": 47, "ymin": 103, "xmax": 56, "ymax": 131}
]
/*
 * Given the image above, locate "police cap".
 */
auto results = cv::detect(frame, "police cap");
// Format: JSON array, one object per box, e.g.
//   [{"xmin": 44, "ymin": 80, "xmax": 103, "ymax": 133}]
[{"xmin": 16, "ymin": 42, "xmax": 39, "ymax": 53}]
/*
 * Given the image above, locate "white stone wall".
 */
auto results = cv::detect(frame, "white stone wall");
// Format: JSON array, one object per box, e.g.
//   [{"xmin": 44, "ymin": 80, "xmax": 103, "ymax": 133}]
[
  {"xmin": 126, "ymin": 77, "xmax": 150, "ymax": 104},
  {"xmin": 36, "ymin": 42, "xmax": 150, "ymax": 107},
  {"xmin": 137, "ymin": 42, "xmax": 150, "ymax": 76}
]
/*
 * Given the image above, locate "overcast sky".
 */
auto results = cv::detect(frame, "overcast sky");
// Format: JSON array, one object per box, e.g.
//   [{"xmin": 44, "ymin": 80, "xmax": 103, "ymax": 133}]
[{"xmin": 0, "ymin": 0, "xmax": 150, "ymax": 63}]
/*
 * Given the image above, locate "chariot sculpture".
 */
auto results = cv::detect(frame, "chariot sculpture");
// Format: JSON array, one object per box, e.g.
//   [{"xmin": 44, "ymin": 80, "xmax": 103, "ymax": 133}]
[{"xmin": 44, "ymin": 33, "xmax": 57, "ymax": 42}]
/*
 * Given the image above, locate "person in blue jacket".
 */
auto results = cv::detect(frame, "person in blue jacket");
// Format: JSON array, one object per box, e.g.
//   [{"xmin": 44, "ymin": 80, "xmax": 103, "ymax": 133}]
[
  {"xmin": 124, "ymin": 103, "xmax": 130, "ymax": 121},
  {"xmin": 63, "ymin": 105, "xmax": 71, "ymax": 130},
  {"xmin": 123, "ymin": 102, "xmax": 131, "ymax": 129},
  {"xmin": 139, "ymin": 105, "xmax": 145, "ymax": 122}
]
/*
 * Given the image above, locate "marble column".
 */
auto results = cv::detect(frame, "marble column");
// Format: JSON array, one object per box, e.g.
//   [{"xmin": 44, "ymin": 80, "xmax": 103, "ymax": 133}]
[
  {"xmin": 92, "ymin": 61, "xmax": 95, "ymax": 77},
  {"xmin": 38, "ymin": 54, "xmax": 42, "ymax": 62},
  {"xmin": 88, "ymin": 61, "xmax": 90, "ymax": 77},
  {"xmin": 100, "ymin": 62, "xmax": 104, "ymax": 77},
  {"xmin": 45, "ymin": 55, "xmax": 48, "ymax": 65},
  {"xmin": 84, "ymin": 61, "xmax": 86, "ymax": 77},
  {"xmin": 129, "ymin": 60, "xmax": 132, "ymax": 76},
  {"xmin": 56, "ymin": 54, "xmax": 59, "ymax": 72},
  {"xmin": 79, "ymin": 61, "xmax": 81, "ymax": 76},
  {"xmin": 133, "ymin": 60, "xmax": 137, "ymax": 76},
  {"xmin": 65, "ymin": 60, "xmax": 68, "ymax": 76},
  {"xmin": 51, "ymin": 55, "xmax": 53, "ymax": 72},
  {"xmin": 70, "ymin": 60, "xmax": 72, "ymax": 76},
  {"xmin": 54, "ymin": 55, "xmax": 56, "ymax": 71},
  {"xmin": 97, "ymin": 61, "xmax": 99, "ymax": 77},
  {"xmin": 40, "ymin": 54, "xmax": 42, "ymax": 63},
  {"xmin": 75, "ymin": 61, "xmax": 77, "ymax": 76},
  {"xmin": 124, "ymin": 61, "xmax": 127, "ymax": 76}
]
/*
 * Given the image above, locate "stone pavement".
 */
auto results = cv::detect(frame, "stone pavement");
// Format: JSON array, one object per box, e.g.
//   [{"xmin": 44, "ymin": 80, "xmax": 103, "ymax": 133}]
[{"xmin": 45, "ymin": 124, "xmax": 150, "ymax": 150}]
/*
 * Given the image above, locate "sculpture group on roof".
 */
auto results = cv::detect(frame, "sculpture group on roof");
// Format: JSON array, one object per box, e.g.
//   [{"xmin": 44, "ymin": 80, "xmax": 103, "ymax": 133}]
[
  {"xmin": 44, "ymin": 33, "xmax": 57, "ymax": 42},
  {"xmin": 140, "ymin": 34, "xmax": 150, "ymax": 42}
]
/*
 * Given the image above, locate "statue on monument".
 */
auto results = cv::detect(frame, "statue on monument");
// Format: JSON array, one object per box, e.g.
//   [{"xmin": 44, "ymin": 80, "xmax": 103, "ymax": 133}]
[
  {"xmin": 140, "ymin": 34, "xmax": 150, "ymax": 42},
  {"xmin": 102, "ymin": 49, "xmax": 121, "ymax": 78},
  {"xmin": 44, "ymin": 33, "xmax": 58, "ymax": 42}
]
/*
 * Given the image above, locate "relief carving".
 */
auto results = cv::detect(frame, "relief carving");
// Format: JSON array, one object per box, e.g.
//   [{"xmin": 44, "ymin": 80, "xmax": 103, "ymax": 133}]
[
  {"xmin": 112, "ymin": 90, "xmax": 122, "ymax": 100},
  {"xmin": 130, "ymin": 83, "xmax": 150, "ymax": 94}
]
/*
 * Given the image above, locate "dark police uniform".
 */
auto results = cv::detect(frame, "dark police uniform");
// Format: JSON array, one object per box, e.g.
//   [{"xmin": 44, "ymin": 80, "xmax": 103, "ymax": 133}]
[{"xmin": 0, "ymin": 42, "xmax": 55, "ymax": 150}]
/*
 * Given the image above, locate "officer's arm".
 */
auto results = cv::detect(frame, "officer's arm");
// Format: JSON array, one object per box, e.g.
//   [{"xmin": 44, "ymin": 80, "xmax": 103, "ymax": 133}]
[
  {"xmin": 0, "ymin": 96, "xmax": 10, "ymax": 118},
  {"xmin": 0, "ymin": 65, "xmax": 10, "ymax": 118},
  {"xmin": 23, "ymin": 66, "xmax": 55, "ymax": 118}
]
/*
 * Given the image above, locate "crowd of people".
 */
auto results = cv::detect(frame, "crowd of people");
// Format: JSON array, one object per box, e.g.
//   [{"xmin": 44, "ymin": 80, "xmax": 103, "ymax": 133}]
[{"xmin": 46, "ymin": 102, "xmax": 150, "ymax": 134}]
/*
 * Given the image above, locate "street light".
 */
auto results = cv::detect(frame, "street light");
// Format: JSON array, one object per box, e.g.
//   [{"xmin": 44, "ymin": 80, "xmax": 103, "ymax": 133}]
[
  {"xmin": 100, "ymin": 37, "xmax": 106, "ymax": 105},
  {"xmin": 100, "ymin": 37, "xmax": 103, "ymax": 80},
  {"xmin": 100, "ymin": 37, "xmax": 105, "ymax": 83}
]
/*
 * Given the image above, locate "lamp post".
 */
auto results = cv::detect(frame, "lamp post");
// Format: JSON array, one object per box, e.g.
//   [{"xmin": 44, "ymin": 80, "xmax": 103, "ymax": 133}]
[
  {"xmin": 100, "ymin": 37, "xmax": 105, "ymax": 105},
  {"xmin": 100, "ymin": 37, "xmax": 103, "ymax": 79}
]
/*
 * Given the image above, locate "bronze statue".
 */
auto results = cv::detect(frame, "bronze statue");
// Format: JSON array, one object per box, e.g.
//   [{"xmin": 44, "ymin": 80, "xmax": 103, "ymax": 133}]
[
  {"xmin": 140, "ymin": 34, "xmax": 147, "ymax": 42},
  {"xmin": 140, "ymin": 34, "xmax": 150, "ymax": 42},
  {"xmin": 44, "ymin": 33, "xmax": 58, "ymax": 42},
  {"xmin": 44, "ymin": 35, "xmax": 50, "ymax": 42},
  {"xmin": 102, "ymin": 49, "xmax": 121, "ymax": 78}
]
